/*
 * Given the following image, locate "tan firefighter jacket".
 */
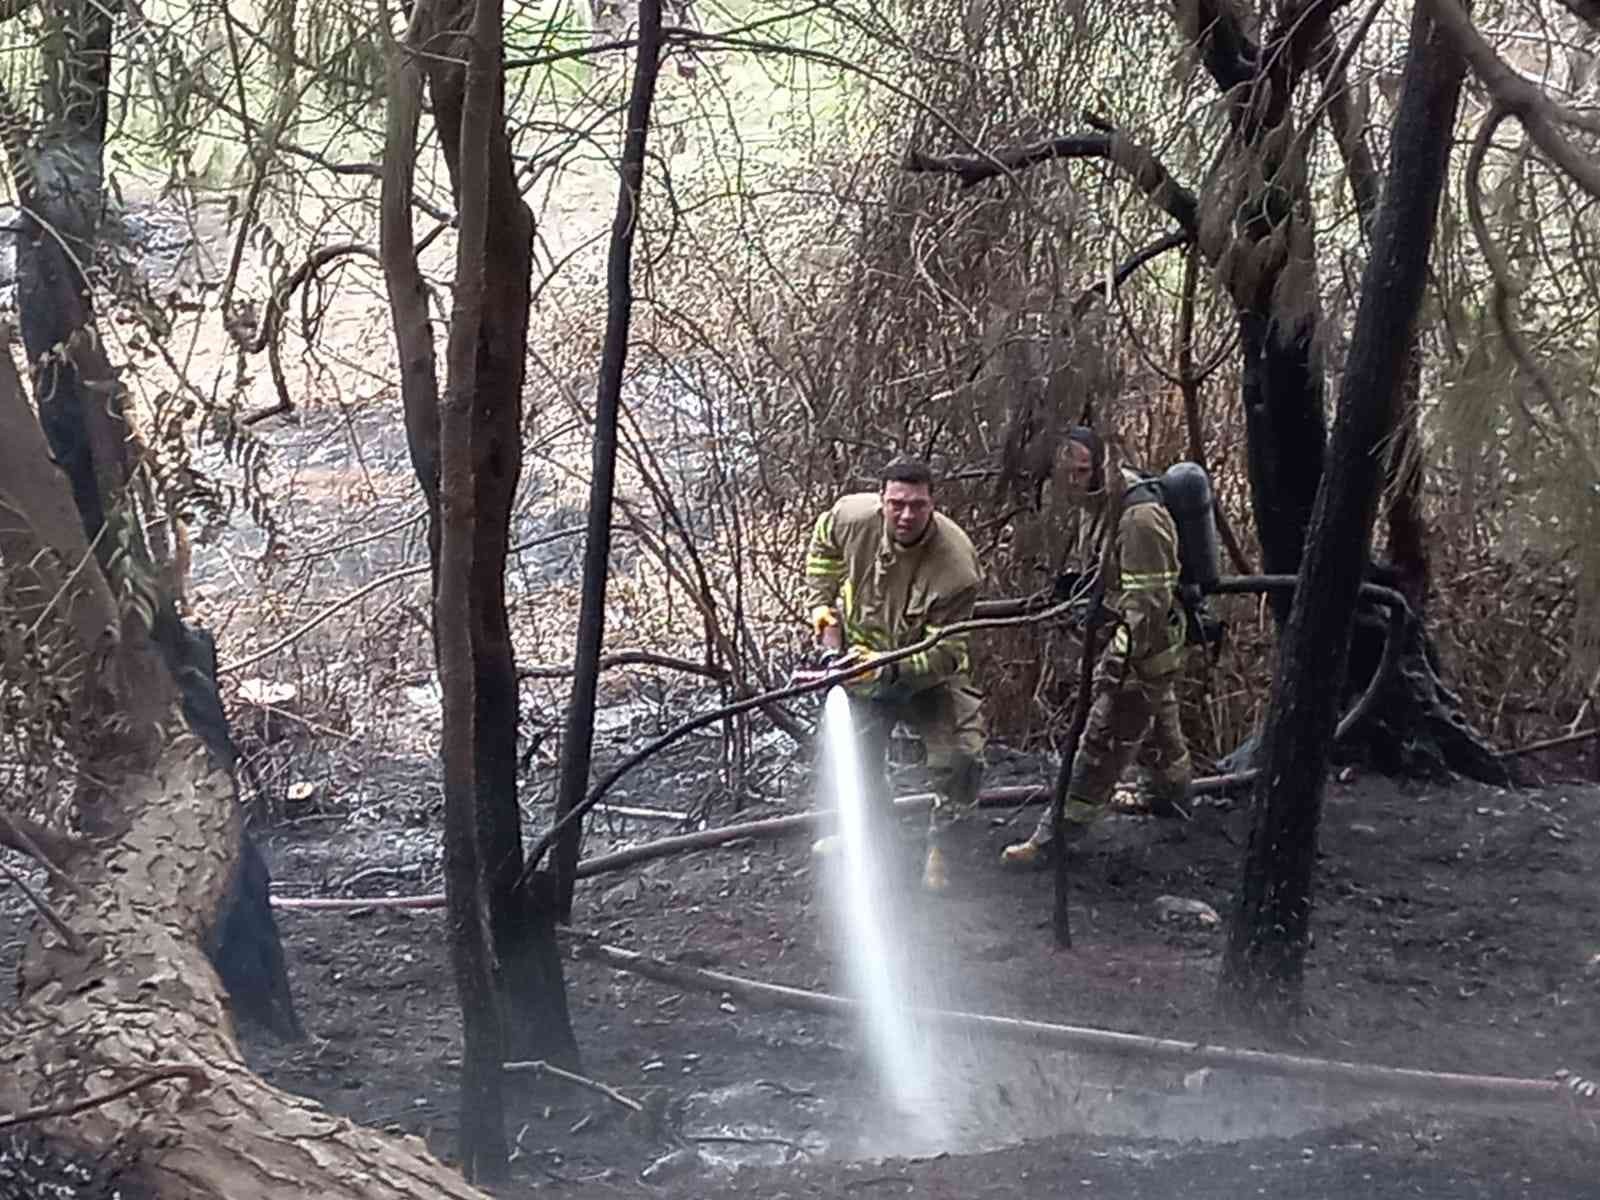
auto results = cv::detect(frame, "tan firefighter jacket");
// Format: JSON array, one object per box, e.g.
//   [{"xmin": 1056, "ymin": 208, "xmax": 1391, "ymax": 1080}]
[
  {"xmin": 804, "ymin": 494, "xmax": 981, "ymax": 693},
  {"xmin": 1092, "ymin": 467, "xmax": 1186, "ymax": 678}
]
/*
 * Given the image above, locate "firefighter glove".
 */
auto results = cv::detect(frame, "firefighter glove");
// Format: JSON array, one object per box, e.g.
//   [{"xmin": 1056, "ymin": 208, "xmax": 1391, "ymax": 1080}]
[
  {"xmin": 810, "ymin": 606, "xmax": 841, "ymax": 638},
  {"xmin": 841, "ymin": 646, "xmax": 898, "ymax": 694}
]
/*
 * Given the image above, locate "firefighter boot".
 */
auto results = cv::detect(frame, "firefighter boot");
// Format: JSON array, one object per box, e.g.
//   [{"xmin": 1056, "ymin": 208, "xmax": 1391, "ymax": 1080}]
[{"xmin": 1001, "ymin": 798, "xmax": 1095, "ymax": 869}]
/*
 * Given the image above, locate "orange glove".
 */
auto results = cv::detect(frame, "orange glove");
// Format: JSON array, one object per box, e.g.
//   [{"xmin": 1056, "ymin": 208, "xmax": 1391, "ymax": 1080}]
[
  {"xmin": 840, "ymin": 645, "xmax": 897, "ymax": 694},
  {"xmin": 811, "ymin": 606, "xmax": 843, "ymax": 651}
]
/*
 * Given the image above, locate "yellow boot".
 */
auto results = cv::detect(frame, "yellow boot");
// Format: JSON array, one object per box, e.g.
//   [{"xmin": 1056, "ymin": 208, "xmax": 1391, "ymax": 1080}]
[{"xmin": 999, "ymin": 836, "xmax": 1052, "ymax": 870}]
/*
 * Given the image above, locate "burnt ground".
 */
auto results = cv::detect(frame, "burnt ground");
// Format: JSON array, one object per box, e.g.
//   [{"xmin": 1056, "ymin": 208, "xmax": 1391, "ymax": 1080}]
[
  {"xmin": 4, "ymin": 722, "xmax": 1600, "ymax": 1196},
  {"xmin": 210, "ymin": 732, "xmax": 1600, "ymax": 1199}
]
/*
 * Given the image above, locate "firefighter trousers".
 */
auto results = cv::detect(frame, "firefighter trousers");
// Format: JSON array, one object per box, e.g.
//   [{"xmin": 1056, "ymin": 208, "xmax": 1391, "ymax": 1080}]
[
  {"xmin": 821, "ymin": 678, "xmax": 986, "ymax": 846},
  {"xmin": 1030, "ymin": 654, "xmax": 1191, "ymax": 843}
]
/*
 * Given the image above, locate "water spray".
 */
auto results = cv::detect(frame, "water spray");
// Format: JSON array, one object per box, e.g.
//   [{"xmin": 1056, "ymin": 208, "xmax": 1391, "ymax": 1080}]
[{"xmin": 807, "ymin": 641, "xmax": 946, "ymax": 1149}]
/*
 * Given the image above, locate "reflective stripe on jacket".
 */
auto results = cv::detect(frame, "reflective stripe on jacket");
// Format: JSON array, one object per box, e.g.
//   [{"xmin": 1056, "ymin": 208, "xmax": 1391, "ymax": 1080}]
[
  {"xmin": 803, "ymin": 493, "xmax": 981, "ymax": 692},
  {"xmin": 1099, "ymin": 468, "xmax": 1185, "ymax": 677}
]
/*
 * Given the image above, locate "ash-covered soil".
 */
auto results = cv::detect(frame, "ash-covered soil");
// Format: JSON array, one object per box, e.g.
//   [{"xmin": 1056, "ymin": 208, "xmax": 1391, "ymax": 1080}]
[{"xmin": 219, "ymin": 735, "xmax": 1600, "ymax": 1198}]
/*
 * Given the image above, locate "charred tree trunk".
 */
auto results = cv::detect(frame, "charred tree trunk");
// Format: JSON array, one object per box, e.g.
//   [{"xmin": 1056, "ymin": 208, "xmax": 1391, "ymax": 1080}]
[
  {"xmin": 424, "ymin": 0, "xmax": 577, "ymax": 1072},
  {"xmin": 433, "ymin": 0, "xmax": 512, "ymax": 1175},
  {"xmin": 384, "ymin": 1, "xmax": 444, "ymax": 572},
  {"xmin": 13, "ymin": 0, "xmax": 119, "ymax": 538},
  {"xmin": 1192, "ymin": 0, "xmax": 1331, "ymax": 609},
  {"xmin": 912, "ymin": 4, "xmax": 1502, "ymax": 785},
  {"xmin": 552, "ymin": 0, "xmax": 665, "ymax": 921},
  {"xmin": 387, "ymin": 0, "xmax": 579, "ymax": 1077},
  {"xmin": 1174, "ymin": 0, "xmax": 1496, "ymax": 783},
  {"xmin": 1218, "ymin": 0, "xmax": 1468, "ymax": 1027},
  {"xmin": 1238, "ymin": 309, "xmax": 1326, "ymax": 599},
  {"xmin": 4, "ymin": 0, "xmax": 300, "ymax": 1040}
]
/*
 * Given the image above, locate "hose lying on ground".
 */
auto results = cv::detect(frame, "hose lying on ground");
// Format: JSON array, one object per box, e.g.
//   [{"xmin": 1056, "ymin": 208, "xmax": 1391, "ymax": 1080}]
[{"xmin": 571, "ymin": 933, "xmax": 1600, "ymax": 1112}]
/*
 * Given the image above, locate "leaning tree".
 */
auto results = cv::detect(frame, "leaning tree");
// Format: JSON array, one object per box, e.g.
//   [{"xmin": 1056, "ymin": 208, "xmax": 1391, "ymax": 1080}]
[
  {"xmin": 0, "ymin": 341, "xmax": 499, "ymax": 1196},
  {"xmin": 0, "ymin": 0, "xmax": 546, "ymax": 1187}
]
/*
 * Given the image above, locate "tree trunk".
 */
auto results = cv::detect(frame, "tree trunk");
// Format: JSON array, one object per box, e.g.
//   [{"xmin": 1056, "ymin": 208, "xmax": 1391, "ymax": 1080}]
[
  {"xmin": 14, "ymin": 0, "xmax": 119, "ymax": 538},
  {"xmin": 1218, "ymin": 0, "xmax": 1468, "ymax": 1028},
  {"xmin": 6, "ymin": 0, "xmax": 301, "ymax": 1039},
  {"xmin": 0, "ymin": 731, "xmax": 495, "ymax": 1199},
  {"xmin": 394, "ymin": 0, "xmax": 581, "ymax": 1075},
  {"xmin": 0, "ymin": 328, "xmax": 486, "ymax": 1196},
  {"xmin": 431, "ymin": 0, "xmax": 517, "ymax": 1177},
  {"xmin": 551, "ymin": 0, "xmax": 665, "ymax": 920},
  {"xmin": 1183, "ymin": 0, "xmax": 1484, "ymax": 780},
  {"xmin": 1238, "ymin": 308, "xmax": 1326, "ymax": 599},
  {"xmin": 383, "ymin": 0, "xmax": 444, "ymax": 568}
]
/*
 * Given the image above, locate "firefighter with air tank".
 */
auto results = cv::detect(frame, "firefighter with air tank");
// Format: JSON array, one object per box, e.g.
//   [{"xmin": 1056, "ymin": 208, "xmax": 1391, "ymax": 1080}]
[
  {"xmin": 799, "ymin": 434, "xmax": 1220, "ymax": 884},
  {"xmin": 1002, "ymin": 426, "xmax": 1215, "ymax": 868}
]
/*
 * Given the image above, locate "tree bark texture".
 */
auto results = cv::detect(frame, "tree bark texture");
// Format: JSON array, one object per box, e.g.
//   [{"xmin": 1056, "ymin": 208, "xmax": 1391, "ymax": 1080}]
[
  {"xmin": 551, "ymin": 0, "xmax": 665, "ymax": 920},
  {"xmin": 1188, "ymin": 0, "xmax": 1333, "ymax": 605},
  {"xmin": 414, "ymin": 0, "xmax": 581, "ymax": 1076},
  {"xmin": 0, "ymin": 730, "xmax": 494, "ymax": 1199},
  {"xmin": 431, "ymin": 0, "xmax": 515, "ymax": 1177},
  {"xmin": 1218, "ymin": 0, "xmax": 1468, "ymax": 1027},
  {"xmin": 384, "ymin": 0, "xmax": 444, "ymax": 568},
  {"xmin": 4, "ymin": 0, "xmax": 301, "ymax": 1035},
  {"xmin": 12, "ymin": 0, "xmax": 122, "ymax": 539},
  {"xmin": 0, "ymin": 343, "xmax": 487, "ymax": 1196}
]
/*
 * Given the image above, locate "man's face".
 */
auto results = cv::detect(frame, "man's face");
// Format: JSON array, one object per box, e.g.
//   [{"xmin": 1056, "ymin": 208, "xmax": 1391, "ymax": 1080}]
[
  {"xmin": 882, "ymin": 480, "xmax": 934, "ymax": 545},
  {"xmin": 1061, "ymin": 442, "xmax": 1097, "ymax": 502}
]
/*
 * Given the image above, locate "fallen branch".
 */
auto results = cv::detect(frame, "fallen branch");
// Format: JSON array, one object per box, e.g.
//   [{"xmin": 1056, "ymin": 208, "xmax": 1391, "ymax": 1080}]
[
  {"xmin": 519, "ymin": 650, "xmax": 731, "ymax": 683},
  {"xmin": 593, "ymin": 804, "xmax": 692, "ymax": 823},
  {"xmin": 272, "ymin": 778, "xmax": 1263, "ymax": 912},
  {"xmin": 272, "ymin": 788, "xmax": 1032, "ymax": 911},
  {"xmin": 502, "ymin": 1059, "xmax": 641, "ymax": 1113},
  {"xmin": 687, "ymin": 1132, "xmax": 809, "ymax": 1154},
  {"xmin": 0, "ymin": 1065, "xmax": 209, "ymax": 1132},
  {"xmin": 521, "ymin": 599, "xmax": 1082, "ymax": 885},
  {"xmin": 1497, "ymin": 727, "xmax": 1599, "ymax": 759},
  {"xmin": 577, "ymin": 939, "xmax": 1600, "ymax": 1111}
]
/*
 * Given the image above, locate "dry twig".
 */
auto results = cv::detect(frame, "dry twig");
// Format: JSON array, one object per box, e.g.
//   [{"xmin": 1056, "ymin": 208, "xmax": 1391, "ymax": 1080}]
[
  {"xmin": 0, "ymin": 859, "xmax": 87, "ymax": 955},
  {"xmin": 0, "ymin": 1065, "xmax": 209, "ymax": 1131}
]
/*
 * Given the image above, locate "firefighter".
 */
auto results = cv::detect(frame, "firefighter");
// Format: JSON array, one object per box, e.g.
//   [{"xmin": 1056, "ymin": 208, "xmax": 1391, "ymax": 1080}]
[
  {"xmin": 1001, "ymin": 426, "xmax": 1192, "ymax": 868},
  {"xmin": 804, "ymin": 458, "xmax": 985, "ymax": 893}
]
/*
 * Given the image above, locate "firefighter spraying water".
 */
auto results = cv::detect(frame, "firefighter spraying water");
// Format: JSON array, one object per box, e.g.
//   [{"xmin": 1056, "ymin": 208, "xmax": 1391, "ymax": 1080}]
[{"xmin": 801, "ymin": 458, "xmax": 987, "ymax": 893}]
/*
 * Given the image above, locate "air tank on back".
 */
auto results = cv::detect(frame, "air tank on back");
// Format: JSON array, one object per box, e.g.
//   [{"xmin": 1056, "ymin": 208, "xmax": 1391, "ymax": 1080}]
[{"xmin": 1161, "ymin": 461, "xmax": 1220, "ymax": 594}]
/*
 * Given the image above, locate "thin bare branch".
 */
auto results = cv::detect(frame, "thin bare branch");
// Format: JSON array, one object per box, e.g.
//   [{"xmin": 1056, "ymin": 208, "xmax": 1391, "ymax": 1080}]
[
  {"xmin": 0, "ymin": 1065, "xmax": 209, "ymax": 1131},
  {"xmin": 0, "ymin": 812, "xmax": 86, "ymax": 893},
  {"xmin": 218, "ymin": 524, "xmax": 592, "ymax": 675},
  {"xmin": 0, "ymin": 857, "xmax": 87, "ymax": 955},
  {"xmin": 1427, "ymin": 0, "xmax": 1600, "ymax": 199},
  {"xmin": 906, "ymin": 132, "xmax": 1201, "ymax": 240}
]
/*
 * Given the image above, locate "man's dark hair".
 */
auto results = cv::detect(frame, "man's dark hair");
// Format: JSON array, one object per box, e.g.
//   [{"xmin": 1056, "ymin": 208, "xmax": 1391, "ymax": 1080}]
[
  {"xmin": 881, "ymin": 457, "xmax": 934, "ymax": 488},
  {"xmin": 1065, "ymin": 425, "xmax": 1105, "ymax": 494}
]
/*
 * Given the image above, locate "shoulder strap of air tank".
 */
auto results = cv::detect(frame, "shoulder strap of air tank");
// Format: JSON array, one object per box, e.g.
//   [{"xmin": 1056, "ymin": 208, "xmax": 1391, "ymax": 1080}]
[{"xmin": 1121, "ymin": 473, "xmax": 1164, "ymax": 508}]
